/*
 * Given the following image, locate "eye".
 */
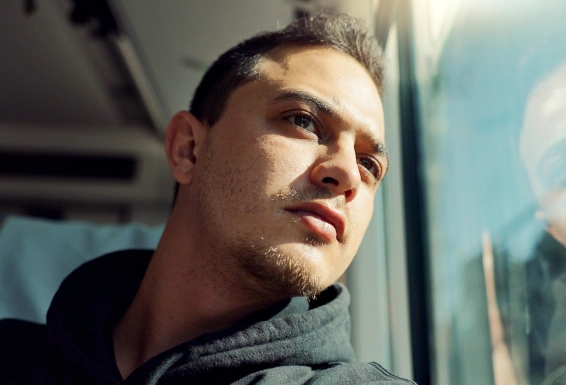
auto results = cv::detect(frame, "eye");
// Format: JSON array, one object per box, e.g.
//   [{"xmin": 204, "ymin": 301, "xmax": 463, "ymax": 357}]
[
  {"xmin": 357, "ymin": 156, "xmax": 381, "ymax": 180},
  {"xmin": 286, "ymin": 114, "xmax": 317, "ymax": 134}
]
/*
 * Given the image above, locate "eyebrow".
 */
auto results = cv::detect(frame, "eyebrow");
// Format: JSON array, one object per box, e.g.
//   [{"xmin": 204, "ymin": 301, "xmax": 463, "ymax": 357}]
[
  {"xmin": 361, "ymin": 131, "xmax": 389, "ymax": 174},
  {"xmin": 271, "ymin": 90, "xmax": 341, "ymax": 120},
  {"xmin": 271, "ymin": 89, "xmax": 389, "ymax": 173}
]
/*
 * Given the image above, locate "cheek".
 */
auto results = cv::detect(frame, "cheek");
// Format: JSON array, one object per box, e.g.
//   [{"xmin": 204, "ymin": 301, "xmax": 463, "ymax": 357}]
[
  {"xmin": 255, "ymin": 135, "xmax": 316, "ymax": 189},
  {"xmin": 202, "ymin": 134, "xmax": 301, "ymax": 215},
  {"xmin": 349, "ymin": 194, "xmax": 375, "ymax": 240},
  {"xmin": 543, "ymin": 192, "xmax": 566, "ymax": 221}
]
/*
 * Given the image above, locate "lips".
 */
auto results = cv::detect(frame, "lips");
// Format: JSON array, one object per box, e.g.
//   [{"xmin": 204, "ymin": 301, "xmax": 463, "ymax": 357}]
[{"xmin": 285, "ymin": 202, "xmax": 345, "ymax": 242}]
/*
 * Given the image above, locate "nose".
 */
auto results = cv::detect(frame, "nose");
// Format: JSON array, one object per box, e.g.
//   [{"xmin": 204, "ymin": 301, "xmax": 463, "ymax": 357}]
[{"xmin": 310, "ymin": 144, "xmax": 361, "ymax": 202}]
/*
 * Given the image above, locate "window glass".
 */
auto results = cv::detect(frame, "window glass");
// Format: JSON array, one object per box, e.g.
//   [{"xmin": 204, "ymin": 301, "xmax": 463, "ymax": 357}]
[{"xmin": 411, "ymin": 1, "xmax": 566, "ymax": 384}]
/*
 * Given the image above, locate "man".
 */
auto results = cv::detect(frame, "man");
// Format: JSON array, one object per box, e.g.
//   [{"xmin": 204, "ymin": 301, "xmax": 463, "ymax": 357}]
[
  {"xmin": 519, "ymin": 60, "xmax": 566, "ymax": 385},
  {"xmin": 0, "ymin": 13, "xmax": 415, "ymax": 384}
]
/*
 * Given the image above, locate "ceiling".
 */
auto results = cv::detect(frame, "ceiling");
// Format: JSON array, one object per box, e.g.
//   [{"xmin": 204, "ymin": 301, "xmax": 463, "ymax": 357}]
[
  {"xmin": 0, "ymin": 0, "xmax": 376, "ymax": 132},
  {"xmin": 0, "ymin": 0, "xmax": 300, "ymax": 132}
]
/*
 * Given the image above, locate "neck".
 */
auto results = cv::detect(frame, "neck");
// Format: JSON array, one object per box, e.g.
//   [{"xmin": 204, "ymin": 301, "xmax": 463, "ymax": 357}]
[{"xmin": 112, "ymin": 212, "xmax": 281, "ymax": 379}]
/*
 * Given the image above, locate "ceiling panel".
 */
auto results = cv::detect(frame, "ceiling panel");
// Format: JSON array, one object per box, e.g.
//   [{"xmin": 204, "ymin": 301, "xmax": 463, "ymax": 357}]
[{"xmin": 0, "ymin": 0, "xmax": 123, "ymax": 125}]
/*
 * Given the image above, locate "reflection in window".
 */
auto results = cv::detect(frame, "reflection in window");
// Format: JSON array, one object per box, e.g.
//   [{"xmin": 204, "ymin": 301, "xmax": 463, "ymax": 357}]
[{"xmin": 411, "ymin": 1, "xmax": 566, "ymax": 384}]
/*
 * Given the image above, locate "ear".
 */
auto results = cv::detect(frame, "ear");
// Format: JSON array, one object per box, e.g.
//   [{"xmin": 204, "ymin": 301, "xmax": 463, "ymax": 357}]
[{"xmin": 165, "ymin": 111, "xmax": 208, "ymax": 186}]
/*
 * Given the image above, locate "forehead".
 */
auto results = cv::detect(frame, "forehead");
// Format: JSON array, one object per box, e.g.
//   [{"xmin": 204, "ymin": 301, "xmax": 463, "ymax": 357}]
[
  {"xmin": 254, "ymin": 45, "xmax": 385, "ymax": 140},
  {"xmin": 520, "ymin": 64, "xmax": 566, "ymax": 196},
  {"xmin": 521, "ymin": 64, "xmax": 566, "ymax": 163}
]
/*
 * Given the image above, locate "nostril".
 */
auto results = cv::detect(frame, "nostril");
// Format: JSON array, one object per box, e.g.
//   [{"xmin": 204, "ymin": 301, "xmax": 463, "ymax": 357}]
[
  {"xmin": 322, "ymin": 176, "xmax": 339, "ymax": 186},
  {"xmin": 345, "ymin": 189, "xmax": 354, "ymax": 200}
]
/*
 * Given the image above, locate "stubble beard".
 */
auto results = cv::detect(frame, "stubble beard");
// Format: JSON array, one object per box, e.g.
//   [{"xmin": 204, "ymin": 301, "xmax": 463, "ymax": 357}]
[
  {"xmin": 202, "ymin": 208, "xmax": 331, "ymax": 300},
  {"xmin": 196, "ymin": 142, "xmax": 339, "ymax": 299},
  {"xmin": 233, "ymin": 240, "xmax": 327, "ymax": 300}
]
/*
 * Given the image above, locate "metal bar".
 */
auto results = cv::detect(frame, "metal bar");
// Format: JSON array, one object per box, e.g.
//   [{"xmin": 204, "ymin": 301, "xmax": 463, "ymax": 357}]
[
  {"xmin": 374, "ymin": 0, "xmax": 397, "ymax": 50},
  {"xmin": 396, "ymin": 0, "xmax": 432, "ymax": 384},
  {"xmin": 113, "ymin": 34, "xmax": 169, "ymax": 136}
]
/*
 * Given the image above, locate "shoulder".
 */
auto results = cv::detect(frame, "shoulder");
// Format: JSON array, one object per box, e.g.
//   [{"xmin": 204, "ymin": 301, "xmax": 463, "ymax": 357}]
[
  {"xmin": 308, "ymin": 362, "xmax": 416, "ymax": 384},
  {"xmin": 0, "ymin": 319, "xmax": 49, "ymax": 378},
  {"xmin": 0, "ymin": 318, "xmax": 47, "ymax": 345},
  {"xmin": 237, "ymin": 361, "xmax": 416, "ymax": 384}
]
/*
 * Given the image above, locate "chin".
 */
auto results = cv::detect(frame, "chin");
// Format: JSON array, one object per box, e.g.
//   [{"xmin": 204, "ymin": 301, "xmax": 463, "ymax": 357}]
[{"xmin": 235, "ymin": 240, "xmax": 335, "ymax": 299}]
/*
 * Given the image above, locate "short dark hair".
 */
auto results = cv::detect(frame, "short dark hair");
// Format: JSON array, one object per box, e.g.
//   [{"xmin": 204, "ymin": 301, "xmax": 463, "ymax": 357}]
[
  {"xmin": 174, "ymin": 13, "xmax": 385, "ymax": 203},
  {"xmin": 189, "ymin": 12, "xmax": 385, "ymax": 127}
]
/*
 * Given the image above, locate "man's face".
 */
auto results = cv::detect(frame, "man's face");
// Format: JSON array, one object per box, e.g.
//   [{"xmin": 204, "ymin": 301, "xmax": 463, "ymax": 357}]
[
  {"xmin": 521, "ymin": 62, "xmax": 566, "ymax": 244},
  {"xmin": 191, "ymin": 45, "xmax": 386, "ymax": 297}
]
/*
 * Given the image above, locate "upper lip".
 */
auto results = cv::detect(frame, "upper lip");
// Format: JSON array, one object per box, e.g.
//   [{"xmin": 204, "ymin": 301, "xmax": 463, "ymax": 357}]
[{"xmin": 285, "ymin": 201, "xmax": 346, "ymax": 241}]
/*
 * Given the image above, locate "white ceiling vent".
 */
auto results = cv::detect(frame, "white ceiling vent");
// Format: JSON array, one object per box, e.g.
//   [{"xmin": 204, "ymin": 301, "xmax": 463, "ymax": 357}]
[{"xmin": 0, "ymin": 123, "xmax": 173, "ymax": 206}]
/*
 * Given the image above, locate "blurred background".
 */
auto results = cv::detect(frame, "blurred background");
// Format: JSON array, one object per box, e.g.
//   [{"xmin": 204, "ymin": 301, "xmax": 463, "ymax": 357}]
[{"xmin": 2, "ymin": 1, "xmax": 566, "ymax": 384}]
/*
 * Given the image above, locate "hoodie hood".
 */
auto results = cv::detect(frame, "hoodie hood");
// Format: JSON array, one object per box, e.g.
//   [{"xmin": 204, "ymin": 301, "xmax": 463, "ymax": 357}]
[{"xmin": 46, "ymin": 250, "xmax": 358, "ymax": 384}]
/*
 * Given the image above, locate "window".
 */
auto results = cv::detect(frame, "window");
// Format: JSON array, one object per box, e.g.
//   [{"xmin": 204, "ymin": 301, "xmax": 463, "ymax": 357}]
[{"xmin": 410, "ymin": 1, "xmax": 566, "ymax": 384}]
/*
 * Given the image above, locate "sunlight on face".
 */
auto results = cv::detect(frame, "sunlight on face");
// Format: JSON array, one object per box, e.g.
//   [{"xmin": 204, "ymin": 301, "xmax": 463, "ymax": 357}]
[{"xmin": 191, "ymin": 46, "xmax": 385, "ymax": 297}]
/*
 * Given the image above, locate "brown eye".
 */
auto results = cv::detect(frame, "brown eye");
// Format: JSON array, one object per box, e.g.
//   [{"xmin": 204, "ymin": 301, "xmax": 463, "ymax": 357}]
[
  {"xmin": 358, "ymin": 156, "xmax": 380, "ymax": 179},
  {"xmin": 287, "ymin": 115, "xmax": 316, "ymax": 133}
]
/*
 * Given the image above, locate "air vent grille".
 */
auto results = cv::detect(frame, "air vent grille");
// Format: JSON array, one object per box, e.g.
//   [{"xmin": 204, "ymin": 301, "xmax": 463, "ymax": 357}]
[{"xmin": 0, "ymin": 152, "xmax": 136, "ymax": 180}]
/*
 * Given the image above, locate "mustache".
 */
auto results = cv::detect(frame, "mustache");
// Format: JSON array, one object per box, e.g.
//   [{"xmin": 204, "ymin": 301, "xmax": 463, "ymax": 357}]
[{"xmin": 274, "ymin": 186, "xmax": 334, "ymax": 203}]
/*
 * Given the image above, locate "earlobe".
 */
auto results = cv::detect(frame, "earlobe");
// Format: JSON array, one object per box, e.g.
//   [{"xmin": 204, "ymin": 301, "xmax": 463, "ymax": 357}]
[{"xmin": 165, "ymin": 111, "xmax": 207, "ymax": 186}]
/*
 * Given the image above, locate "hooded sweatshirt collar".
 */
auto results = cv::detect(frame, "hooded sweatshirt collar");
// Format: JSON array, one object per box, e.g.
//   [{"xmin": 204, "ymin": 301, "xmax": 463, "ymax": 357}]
[{"xmin": 46, "ymin": 250, "xmax": 356, "ymax": 384}]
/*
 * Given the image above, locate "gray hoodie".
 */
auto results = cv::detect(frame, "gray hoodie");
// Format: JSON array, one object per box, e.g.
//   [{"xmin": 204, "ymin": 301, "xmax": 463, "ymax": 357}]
[{"xmin": 0, "ymin": 249, "xmax": 415, "ymax": 385}]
